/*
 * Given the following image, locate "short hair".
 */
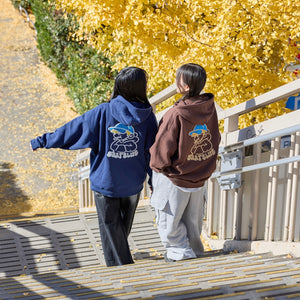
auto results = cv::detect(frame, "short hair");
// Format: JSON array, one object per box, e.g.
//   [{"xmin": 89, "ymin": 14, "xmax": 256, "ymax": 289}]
[
  {"xmin": 176, "ymin": 63, "xmax": 207, "ymax": 100},
  {"xmin": 111, "ymin": 67, "xmax": 150, "ymax": 106}
]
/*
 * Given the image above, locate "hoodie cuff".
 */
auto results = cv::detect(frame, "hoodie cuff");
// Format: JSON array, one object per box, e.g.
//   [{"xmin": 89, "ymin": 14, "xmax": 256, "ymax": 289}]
[{"xmin": 31, "ymin": 139, "xmax": 42, "ymax": 151}]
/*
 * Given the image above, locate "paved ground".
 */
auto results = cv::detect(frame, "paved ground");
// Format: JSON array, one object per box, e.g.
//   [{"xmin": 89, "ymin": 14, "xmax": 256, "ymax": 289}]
[
  {"xmin": 0, "ymin": 0, "xmax": 79, "ymax": 217},
  {"xmin": 1, "ymin": 211, "xmax": 300, "ymax": 299},
  {"xmin": 0, "ymin": 207, "xmax": 164, "ymax": 278}
]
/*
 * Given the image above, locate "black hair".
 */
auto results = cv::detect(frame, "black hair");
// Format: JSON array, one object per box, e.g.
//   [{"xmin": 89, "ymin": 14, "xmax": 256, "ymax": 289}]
[
  {"xmin": 110, "ymin": 66, "xmax": 151, "ymax": 106},
  {"xmin": 176, "ymin": 63, "xmax": 207, "ymax": 101}
]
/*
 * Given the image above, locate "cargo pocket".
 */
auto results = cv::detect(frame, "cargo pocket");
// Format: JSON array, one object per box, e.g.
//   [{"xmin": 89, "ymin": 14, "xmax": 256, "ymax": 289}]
[
  {"xmin": 150, "ymin": 172, "xmax": 170, "ymax": 210},
  {"xmin": 155, "ymin": 208, "xmax": 168, "ymax": 230}
]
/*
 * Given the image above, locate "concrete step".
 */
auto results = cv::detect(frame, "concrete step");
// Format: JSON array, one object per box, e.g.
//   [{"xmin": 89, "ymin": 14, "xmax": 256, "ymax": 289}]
[
  {"xmin": 0, "ymin": 206, "xmax": 164, "ymax": 278},
  {"xmin": 1, "ymin": 207, "xmax": 300, "ymax": 299},
  {"xmin": 0, "ymin": 251, "xmax": 300, "ymax": 299}
]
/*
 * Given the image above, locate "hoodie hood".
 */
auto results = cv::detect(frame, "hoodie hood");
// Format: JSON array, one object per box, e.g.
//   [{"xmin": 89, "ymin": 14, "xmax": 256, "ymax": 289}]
[
  {"xmin": 174, "ymin": 93, "xmax": 216, "ymax": 123},
  {"xmin": 110, "ymin": 95, "xmax": 152, "ymax": 126}
]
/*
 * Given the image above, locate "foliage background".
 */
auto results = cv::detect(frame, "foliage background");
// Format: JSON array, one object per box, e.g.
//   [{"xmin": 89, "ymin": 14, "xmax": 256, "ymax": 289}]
[
  {"xmin": 13, "ymin": 0, "xmax": 300, "ymax": 128},
  {"xmin": 12, "ymin": 0, "xmax": 116, "ymax": 115}
]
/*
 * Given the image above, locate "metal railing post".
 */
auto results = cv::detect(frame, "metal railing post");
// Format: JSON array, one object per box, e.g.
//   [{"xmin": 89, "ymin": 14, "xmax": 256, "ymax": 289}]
[
  {"xmin": 283, "ymin": 133, "xmax": 296, "ymax": 241},
  {"xmin": 207, "ymin": 178, "xmax": 215, "ymax": 236},
  {"xmin": 268, "ymin": 137, "xmax": 280, "ymax": 241},
  {"xmin": 250, "ymin": 142, "xmax": 261, "ymax": 241},
  {"xmin": 288, "ymin": 132, "xmax": 300, "ymax": 242}
]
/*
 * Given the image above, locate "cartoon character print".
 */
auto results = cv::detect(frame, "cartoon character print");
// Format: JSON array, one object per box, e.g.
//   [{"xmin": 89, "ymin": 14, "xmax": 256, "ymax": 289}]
[
  {"xmin": 187, "ymin": 124, "xmax": 216, "ymax": 161},
  {"xmin": 107, "ymin": 123, "xmax": 139, "ymax": 159}
]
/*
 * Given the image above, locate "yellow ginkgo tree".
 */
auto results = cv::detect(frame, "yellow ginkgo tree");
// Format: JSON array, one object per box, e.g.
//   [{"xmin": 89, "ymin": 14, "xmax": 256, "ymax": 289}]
[{"xmin": 55, "ymin": 0, "xmax": 299, "ymax": 128}]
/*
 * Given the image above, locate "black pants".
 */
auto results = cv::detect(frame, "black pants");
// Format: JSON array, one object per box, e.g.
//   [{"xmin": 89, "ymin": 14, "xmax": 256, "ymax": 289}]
[{"xmin": 94, "ymin": 191, "xmax": 140, "ymax": 267}]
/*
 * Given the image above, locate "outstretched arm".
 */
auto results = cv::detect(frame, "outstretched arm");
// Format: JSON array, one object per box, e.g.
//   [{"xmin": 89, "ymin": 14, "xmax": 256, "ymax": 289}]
[{"xmin": 30, "ymin": 105, "xmax": 102, "ymax": 151}]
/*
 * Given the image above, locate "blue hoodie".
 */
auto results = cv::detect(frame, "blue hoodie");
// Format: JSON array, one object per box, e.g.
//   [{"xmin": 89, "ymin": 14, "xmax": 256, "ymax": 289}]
[{"xmin": 31, "ymin": 96, "xmax": 158, "ymax": 197}]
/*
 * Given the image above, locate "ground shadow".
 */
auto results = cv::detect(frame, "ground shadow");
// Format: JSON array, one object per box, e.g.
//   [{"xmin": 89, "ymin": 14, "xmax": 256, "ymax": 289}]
[
  {"xmin": 0, "ymin": 219, "xmax": 105, "ymax": 298},
  {"xmin": 0, "ymin": 162, "xmax": 32, "ymax": 217},
  {"xmin": 133, "ymin": 250, "xmax": 163, "ymax": 261}
]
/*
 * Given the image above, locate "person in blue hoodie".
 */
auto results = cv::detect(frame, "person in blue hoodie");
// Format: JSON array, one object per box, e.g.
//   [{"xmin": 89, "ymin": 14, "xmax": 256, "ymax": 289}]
[{"xmin": 31, "ymin": 67, "xmax": 158, "ymax": 267}]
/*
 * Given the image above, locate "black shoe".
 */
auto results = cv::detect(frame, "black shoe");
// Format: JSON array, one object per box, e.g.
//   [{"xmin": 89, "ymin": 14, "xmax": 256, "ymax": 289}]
[{"xmin": 164, "ymin": 253, "xmax": 176, "ymax": 263}]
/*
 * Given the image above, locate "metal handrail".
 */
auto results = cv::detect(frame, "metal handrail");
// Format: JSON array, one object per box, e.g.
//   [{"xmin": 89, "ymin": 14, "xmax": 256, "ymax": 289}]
[
  {"xmin": 19, "ymin": 5, "xmax": 37, "ymax": 34},
  {"xmin": 212, "ymin": 155, "xmax": 300, "ymax": 179},
  {"xmin": 217, "ymin": 78, "xmax": 300, "ymax": 121},
  {"xmin": 219, "ymin": 124, "xmax": 300, "ymax": 153},
  {"xmin": 213, "ymin": 124, "xmax": 300, "ymax": 179}
]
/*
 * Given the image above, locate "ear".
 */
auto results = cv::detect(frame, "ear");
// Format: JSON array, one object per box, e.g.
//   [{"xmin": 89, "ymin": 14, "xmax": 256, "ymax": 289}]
[
  {"xmin": 176, "ymin": 76, "xmax": 190, "ymax": 94},
  {"xmin": 183, "ymin": 83, "xmax": 189, "ymax": 92}
]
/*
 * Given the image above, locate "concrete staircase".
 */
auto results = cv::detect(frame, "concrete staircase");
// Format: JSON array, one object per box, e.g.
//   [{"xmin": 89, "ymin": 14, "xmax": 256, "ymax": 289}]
[{"xmin": 1, "ymin": 207, "xmax": 300, "ymax": 299}]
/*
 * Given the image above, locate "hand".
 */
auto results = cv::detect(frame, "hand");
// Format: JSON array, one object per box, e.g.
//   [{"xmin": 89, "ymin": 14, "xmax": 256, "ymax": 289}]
[
  {"xmin": 30, "ymin": 143, "xmax": 37, "ymax": 152},
  {"xmin": 149, "ymin": 185, "xmax": 153, "ymax": 194}
]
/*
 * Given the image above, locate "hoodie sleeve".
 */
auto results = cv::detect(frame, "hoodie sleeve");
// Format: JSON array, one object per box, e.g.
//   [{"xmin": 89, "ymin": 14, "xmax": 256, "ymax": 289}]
[
  {"xmin": 149, "ymin": 110, "xmax": 179, "ymax": 173},
  {"xmin": 30, "ymin": 105, "xmax": 103, "ymax": 151}
]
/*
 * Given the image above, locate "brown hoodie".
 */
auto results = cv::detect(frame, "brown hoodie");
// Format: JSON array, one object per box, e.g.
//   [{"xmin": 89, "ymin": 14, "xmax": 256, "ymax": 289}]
[{"xmin": 150, "ymin": 93, "xmax": 220, "ymax": 188}]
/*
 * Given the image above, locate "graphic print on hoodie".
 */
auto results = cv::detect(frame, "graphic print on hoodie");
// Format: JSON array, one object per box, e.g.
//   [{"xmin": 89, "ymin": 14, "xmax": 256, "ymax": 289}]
[
  {"xmin": 107, "ymin": 123, "xmax": 140, "ymax": 159},
  {"xmin": 187, "ymin": 124, "xmax": 215, "ymax": 161}
]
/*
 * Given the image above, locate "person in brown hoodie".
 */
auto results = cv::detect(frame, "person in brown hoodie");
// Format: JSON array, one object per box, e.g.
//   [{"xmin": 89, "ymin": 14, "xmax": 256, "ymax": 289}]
[{"xmin": 150, "ymin": 63, "xmax": 221, "ymax": 262}]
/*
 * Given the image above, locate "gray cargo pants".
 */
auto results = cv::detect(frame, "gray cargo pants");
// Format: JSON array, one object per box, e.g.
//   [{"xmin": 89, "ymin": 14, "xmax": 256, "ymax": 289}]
[{"xmin": 151, "ymin": 172, "xmax": 205, "ymax": 261}]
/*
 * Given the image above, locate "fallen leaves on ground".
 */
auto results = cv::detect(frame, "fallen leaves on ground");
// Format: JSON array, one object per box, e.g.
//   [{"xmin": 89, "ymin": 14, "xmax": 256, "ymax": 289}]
[{"xmin": 0, "ymin": 0, "xmax": 79, "ymax": 217}]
